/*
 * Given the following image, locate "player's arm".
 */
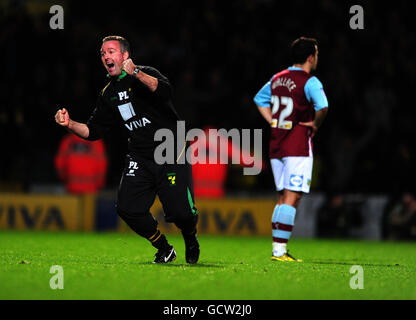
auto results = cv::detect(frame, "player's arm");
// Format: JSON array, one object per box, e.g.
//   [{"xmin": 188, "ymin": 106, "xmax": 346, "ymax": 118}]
[
  {"xmin": 299, "ymin": 77, "xmax": 329, "ymax": 137},
  {"xmin": 257, "ymin": 106, "xmax": 273, "ymax": 125},
  {"xmin": 122, "ymin": 59, "xmax": 171, "ymax": 99},
  {"xmin": 55, "ymin": 95, "xmax": 115, "ymax": 141},
  {"xmin": 55, "ymin": 108, "xmax": 90, "ymax": 139},
  {"xmin": 300, "ymin": 108, "xmax": 328, "ymax": 138},
  {"xmin": 254, "ymin": 79, "xmax": 273, "ymax": 124},
  {"xmin": 313, "ymin": 108, "xmax": 328, "ymax": 129}
]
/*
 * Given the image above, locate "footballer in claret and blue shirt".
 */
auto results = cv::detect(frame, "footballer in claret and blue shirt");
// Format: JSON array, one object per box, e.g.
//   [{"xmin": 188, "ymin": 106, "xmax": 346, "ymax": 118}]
[{"xmin": 254, "ymin": 37, "xmax": 328, "ymax": 262}]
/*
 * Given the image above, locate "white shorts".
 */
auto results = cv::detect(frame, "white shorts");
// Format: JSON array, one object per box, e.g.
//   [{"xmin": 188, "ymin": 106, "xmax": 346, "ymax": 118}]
[{"xmin": 271, "ymin": 157, "xmax": 313, "ymax": 193}]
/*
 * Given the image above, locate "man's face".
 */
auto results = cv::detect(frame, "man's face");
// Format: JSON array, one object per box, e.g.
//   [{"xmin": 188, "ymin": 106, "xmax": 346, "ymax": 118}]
[{"xmin": 100, "ymin": 40, "xmax": 128, "ymax": 76}]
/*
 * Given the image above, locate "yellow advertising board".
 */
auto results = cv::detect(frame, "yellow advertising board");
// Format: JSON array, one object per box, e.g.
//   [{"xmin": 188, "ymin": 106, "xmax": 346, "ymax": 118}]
[
  {"xmin": 118, "ymin": 197, "xmax": 275, "ymax": 236},
  {"xmin": 1, "ymin": 193, "xmax": 275, "ymax": 235},
  {"xmin": 0, "ymin": 194, "xmax": 95, "ymax": 231}
]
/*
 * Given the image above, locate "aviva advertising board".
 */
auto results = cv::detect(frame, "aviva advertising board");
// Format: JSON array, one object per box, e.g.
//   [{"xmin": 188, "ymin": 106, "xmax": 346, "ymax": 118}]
[
  {"xmin": 0, "ymin": 194, "xmax": 95, "ymax": 231},
  {"xmin": 1, "ymin": 193, "xmax": 275, "ymax": 235}
]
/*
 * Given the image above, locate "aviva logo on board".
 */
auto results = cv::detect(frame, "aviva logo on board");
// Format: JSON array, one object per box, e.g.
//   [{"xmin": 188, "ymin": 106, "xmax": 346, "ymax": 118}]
[
  {"xmin": 0, "ymin": 194, "xmax": 94, "ymax": 231},
  {"xmin": 0, "ymin": 205, "xmax": 65, "ymax": 229}
]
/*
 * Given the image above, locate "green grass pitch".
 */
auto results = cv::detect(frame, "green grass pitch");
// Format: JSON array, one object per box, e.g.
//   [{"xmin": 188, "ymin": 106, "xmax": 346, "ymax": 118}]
[{"xmin": 0, "ymin": 231, "xmax": 415, "ymax": 300}]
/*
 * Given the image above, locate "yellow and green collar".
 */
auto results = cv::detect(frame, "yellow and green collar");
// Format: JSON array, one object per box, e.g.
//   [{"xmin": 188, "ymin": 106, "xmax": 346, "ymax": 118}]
[{"xmin": 107, "ymin": 70, "xmax": 128, "ymax": 81}]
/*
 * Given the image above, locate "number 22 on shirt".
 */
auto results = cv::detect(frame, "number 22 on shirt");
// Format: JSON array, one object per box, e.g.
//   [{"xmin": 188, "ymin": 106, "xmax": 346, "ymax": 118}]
[{"xmin": 271, "ymin": 95, "xmax": 293, "ymax": 130}]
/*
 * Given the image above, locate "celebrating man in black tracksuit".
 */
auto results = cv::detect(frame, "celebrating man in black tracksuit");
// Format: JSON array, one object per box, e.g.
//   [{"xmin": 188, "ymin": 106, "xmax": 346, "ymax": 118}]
[{"xmin": 55, "ymin": 35, "xmax": 199, "ymax": 264}]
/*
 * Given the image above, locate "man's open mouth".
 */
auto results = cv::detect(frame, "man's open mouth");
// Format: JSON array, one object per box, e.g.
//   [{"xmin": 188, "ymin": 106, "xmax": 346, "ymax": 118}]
[{"xmin": 107, "ymin": 63, "xmax": 115, "ymax": 68}]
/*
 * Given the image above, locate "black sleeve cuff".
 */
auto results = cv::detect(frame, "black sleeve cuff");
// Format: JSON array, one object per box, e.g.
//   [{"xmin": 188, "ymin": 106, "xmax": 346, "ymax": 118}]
[{"xmin": 85, "ymin": 124, "xmax": 103, "ymax": 141}]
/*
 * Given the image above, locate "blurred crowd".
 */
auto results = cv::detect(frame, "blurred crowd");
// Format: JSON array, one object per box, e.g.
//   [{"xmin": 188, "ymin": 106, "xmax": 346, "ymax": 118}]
[{"xmin": 0, "ymin": 0, "xmax": 414, "ymax": 195}]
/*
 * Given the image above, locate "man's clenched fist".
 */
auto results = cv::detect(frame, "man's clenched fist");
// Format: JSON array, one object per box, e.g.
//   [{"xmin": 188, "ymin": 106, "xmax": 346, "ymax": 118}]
[
  {"xmin": 121, "ymin": 58, "xmax": 137, "ymax": 75},
  {"xmin": 55, "ymin": 108, "xmax": 70, "ymax": 127}
]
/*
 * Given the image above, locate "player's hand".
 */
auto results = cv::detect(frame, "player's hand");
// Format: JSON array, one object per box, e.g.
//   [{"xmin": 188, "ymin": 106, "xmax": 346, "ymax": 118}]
[
  {"xmin": 121, "ymin": 59, "xmax": 136, "ymax": 76},
  {"xmin": 55, "ymin": 108, "xmax": 70, "ymax": 127},
  {"xmin": 298, "ymin": 121, "xmax": 318, "ymax": 138}
]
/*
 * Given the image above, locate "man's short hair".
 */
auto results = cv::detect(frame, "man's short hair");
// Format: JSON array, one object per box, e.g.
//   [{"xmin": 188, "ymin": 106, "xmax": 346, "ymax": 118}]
[
  {"xmin": 290, "ymin": 37, "xmax": 318, "ymax": 65},
  {"xmin": 102, "ymin": 35, "xmax": 130, "ymax": 55}
]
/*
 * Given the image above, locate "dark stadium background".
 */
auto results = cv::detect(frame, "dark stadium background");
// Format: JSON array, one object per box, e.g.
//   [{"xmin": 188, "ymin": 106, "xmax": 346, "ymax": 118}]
[
  {"xmin": 0, "ymin": 0, "xmax": 413, "ymax": 197},
  {"xmin": 2, "ymin": 2, "xmax": 416, "ymax": 303}
]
